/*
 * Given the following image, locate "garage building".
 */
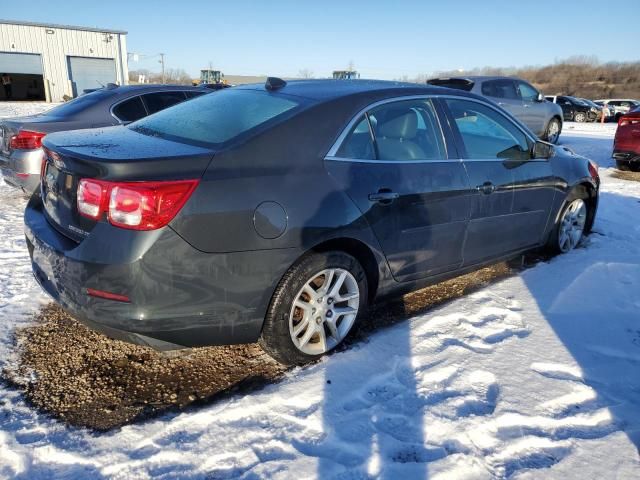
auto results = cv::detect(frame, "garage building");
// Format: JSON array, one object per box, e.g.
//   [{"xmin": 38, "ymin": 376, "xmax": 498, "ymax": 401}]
[{"xmin": 0, "ymin": 19, "xmax": 128, "ymax": 102}]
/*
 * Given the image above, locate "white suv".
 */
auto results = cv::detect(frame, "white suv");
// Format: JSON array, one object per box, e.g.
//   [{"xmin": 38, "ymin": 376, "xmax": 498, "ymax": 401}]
[{"xmin": 595, "ymin": 99, "xmax": 640, "ymax": 120}]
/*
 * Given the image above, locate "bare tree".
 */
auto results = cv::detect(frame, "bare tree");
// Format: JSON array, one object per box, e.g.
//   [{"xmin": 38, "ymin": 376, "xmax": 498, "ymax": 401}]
[{"xmin": 298, "ymin": 68, "xmax": 314, "ymax": 79}]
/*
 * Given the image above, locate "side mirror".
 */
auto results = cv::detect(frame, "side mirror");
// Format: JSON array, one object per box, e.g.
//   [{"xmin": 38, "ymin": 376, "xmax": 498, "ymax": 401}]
[
  {"xmin": 536, "ymin": 92, "xmax": 545, "ymax": 102},
  {"xmin": 533, "ymin": 140, "xmax": 552, "ymax": 159}
]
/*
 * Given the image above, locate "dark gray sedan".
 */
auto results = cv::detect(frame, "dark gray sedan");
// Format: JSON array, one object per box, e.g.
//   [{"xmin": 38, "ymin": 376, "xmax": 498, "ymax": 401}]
[
  {"xmin": 25, "ymin": 79, "xmax": 599, "ymax": 365},
  {"xmin": 0, "ymin": 84, "xmax": 207, "ymax": 193}
]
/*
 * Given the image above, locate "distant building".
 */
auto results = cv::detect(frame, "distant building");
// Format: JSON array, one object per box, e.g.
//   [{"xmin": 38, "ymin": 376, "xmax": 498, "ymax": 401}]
[{"xmin": 0, "ymin": 19, "xmax": 128, "ymax": 102}]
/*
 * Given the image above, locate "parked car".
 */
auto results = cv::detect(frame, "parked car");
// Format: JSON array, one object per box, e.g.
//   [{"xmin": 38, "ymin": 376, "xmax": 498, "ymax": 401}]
[
  {"xmin": 593, "ymin": 101, "xmax": 615, "ymax": 121},
  {"xmin": 427, "ymin": 76, "xmax": 563, "ymax": 143},
  {"xmin": 613, "ymin": 106, "xmax": 640, "ymax": 171},
  {"xmin": 0, "ymin": 84, "xmax": 208, "ymax": 194},
  {"xmin": 25, "ymin": 79, "xmax": 600, "ymax": 365},
  {"xmin": 579, "ymin": 98, "xmax": 607, "ymax": 122},
  {"xmin": 545, "ymin": 95, "xmax": 597, "ymax": 123},
  {"xmin": 595, "ymin": 99, "xmax": 640, "ymax": 120}
]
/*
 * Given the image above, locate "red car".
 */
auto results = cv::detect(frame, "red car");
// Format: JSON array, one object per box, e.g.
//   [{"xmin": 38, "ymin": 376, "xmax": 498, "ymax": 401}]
[{"xmin": 614, "ymin": 107, "xmax": 640, "ymax": 171}]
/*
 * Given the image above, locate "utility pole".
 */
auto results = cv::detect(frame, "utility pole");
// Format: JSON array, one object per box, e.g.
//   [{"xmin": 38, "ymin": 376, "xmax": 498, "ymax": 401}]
[{"xmin": 159, "ymin": 53, "xmax": 165, "ymax": 83}]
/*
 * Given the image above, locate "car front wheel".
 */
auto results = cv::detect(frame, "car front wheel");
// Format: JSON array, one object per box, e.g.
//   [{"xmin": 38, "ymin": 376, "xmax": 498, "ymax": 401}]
[
  {"xmin": 574, "ymin": 111, "xmax": 587, "ymax": 123},
  {"xmin": 259, "ymin": 251, "xmax": 367, "ymax": 365}
]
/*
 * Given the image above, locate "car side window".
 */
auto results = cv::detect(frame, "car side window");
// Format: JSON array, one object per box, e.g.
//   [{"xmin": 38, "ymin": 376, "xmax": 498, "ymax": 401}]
[
  {"xmin": 368, "ymin": 99, "xmax": 446, "ymax": 161},
  {"xmin": 445, "ymin": 98, "xmax": 531, "ymax": 161},
  {"xmin": 142, "ymin": 91, "xmax": 188, "ymax": 115},
  {"xmin": 481, "ymin": 80, "xmax": 519, "ymax": 100},
  {"xmin": 518, "ymin": 82, "xmax": 539, "ymax": 102},
  {"xmin": 112, "ymin": 96, "xmax": 147, "ymax": 122},
  {"xmin": 335, "ymin": 116, "xmax": 376, "ymax": 160}
]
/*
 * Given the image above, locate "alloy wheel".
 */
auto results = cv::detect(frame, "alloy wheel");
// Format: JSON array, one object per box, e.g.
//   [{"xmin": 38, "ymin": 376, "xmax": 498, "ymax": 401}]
[
  {"xmin": 558, "ymin": 199, "xmax": 587, "ymax": 252},
  {"xmin": 289, "ymin": 268, "xmax": 360, "ymax": 355}
]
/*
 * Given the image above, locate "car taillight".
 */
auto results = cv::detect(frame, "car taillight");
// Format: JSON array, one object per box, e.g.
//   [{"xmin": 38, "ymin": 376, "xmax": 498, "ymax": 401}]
[
  {"xmin": 588, "ymin": 160, "xmax": 599, "ymax": 182},
  {"xmin": 77, "ymin": 179, "xmax": 199, "ymax": 230},
  {"xmin": 618, "ymin": 115, "xmax": 640, "ymax": 127},
  {"xmin": 77, "ymin": 179, "xmax": 109, "ymax": 219},
  {"xmin": 10, "ymin": 130, "xmax": 46, "ymax": 150}
]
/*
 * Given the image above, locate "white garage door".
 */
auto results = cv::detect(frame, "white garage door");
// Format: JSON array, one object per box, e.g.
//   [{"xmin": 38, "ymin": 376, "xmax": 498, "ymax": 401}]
[
  {"xmin": 68, "ymin": 57, "xmax": 116, "ymax": 96},
  {"xmin": 0, "ymin": 52, "xmax": 43, "ymax": 74}
]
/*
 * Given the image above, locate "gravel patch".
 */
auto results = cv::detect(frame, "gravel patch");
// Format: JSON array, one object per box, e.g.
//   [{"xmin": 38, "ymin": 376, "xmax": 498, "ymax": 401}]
[
  {"xmin": 611, "ymin": 169, "xmax": 640, "ymax": 182},
  {"xmin": 3, "ymin": 262, "xmax": 516, "ymax": 430}
]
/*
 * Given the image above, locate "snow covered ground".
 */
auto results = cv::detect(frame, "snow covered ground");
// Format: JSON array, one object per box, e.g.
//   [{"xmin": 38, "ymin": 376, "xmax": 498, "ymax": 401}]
[{"xmin": 0, "ymin": 104, "xmax": 638, "ymax": 479}]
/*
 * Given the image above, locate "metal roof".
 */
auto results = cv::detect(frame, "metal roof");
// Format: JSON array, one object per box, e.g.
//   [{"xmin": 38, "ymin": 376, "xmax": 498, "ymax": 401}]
[{"xmin": 0, "ymin": 19, "xmax": 127, "ymax": 35}]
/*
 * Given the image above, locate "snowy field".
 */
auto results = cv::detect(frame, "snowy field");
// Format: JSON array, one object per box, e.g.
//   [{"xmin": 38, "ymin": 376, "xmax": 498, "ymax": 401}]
[{"xmin": 0, "ymin": 103, "xmax": 639, "ymax": 479}]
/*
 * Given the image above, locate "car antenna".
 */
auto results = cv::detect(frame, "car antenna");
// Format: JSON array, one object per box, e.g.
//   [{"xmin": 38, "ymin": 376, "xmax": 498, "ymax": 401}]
[{"xmin": 265, "ymin": 77, "xmax": 286, "ymax": 91}]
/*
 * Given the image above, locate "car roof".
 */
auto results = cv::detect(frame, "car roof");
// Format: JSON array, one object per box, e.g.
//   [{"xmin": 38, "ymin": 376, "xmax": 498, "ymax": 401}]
[{"xmin": 233, "ymin": 79, "xmax": 461, "ymax": 101}]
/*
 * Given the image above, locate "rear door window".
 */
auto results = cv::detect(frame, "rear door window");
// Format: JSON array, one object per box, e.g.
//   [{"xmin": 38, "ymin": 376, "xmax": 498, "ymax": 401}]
[
  {"xmin": 481, "ymin": 80, "xmax": 519, "ymax": 100},
  {"xmin": 112, "ymin": 96, "xmax": 147, "ymax": 122},
  {"xmin": 369, "ymin": 100, "xmax": 446, "ymax": 161},
  {"xmin": 335, "ymin": 99, "xmax": 446, "ymax": 161},
  {"xmin": 336, "ymin": 116, "xmax": 376, "ymax": 160},
  {"xmin": 445, "ymin": 98, "xmax": 530, "ymax": 160},
  {"xmin": 142, "ymin": 91, "xmax": 188, "ymax": 114}
]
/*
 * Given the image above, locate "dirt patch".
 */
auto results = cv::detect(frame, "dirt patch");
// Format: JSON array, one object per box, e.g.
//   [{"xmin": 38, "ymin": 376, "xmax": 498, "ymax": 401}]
[
  {"xmin": 4, "ymin": 261, "xmax": 519, "ymax": 430},
  {"xmin": 611, "ymin": 170, "xmax": 640, "ymax": 182}
]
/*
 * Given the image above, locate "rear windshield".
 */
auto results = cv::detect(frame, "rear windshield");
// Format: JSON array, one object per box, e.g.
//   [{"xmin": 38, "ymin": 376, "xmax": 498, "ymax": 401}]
[
  {"xmin": 46, "ymin": 89, "xmax": 114, "ymax": 117},
  {"xmin": 427, "ymin": 78, "xmax": 474, "ymax": 91},
  {"xmin": 129, "ymin": 89, "xmax": 301, "ymax": 147}
]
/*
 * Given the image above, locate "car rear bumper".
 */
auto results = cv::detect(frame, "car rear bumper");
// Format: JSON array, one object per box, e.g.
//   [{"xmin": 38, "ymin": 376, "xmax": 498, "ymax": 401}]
[
  {"xmin": 25, "ymin": 193, "xmax": 298, "ymax": 350},
  {"xmin": 613, "ymin": 150, "xmax": 640, "ymax": 165},
  {"xmin": 0, "ymin": 149, "xmax": 43, "ymax": 193}
]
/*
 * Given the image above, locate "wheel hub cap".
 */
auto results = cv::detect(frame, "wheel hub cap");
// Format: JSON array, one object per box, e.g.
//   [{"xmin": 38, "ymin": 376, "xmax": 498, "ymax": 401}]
[
  {"xmin": 558, "ymin": 199, "xmax": 587, "ymax": 253},
  {"xmin": 289, "ymin": 268, "xmax": 360, "ymax": 355}
]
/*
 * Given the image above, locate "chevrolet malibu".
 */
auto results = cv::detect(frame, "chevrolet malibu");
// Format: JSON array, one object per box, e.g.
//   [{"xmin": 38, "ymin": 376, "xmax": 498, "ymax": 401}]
[{"xmin": 25, "ymin": 79, "xmax": 600, "ymax": 365}]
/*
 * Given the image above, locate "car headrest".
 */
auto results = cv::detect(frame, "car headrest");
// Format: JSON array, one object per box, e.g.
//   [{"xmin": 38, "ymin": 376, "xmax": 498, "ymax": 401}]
[{"xmin": 379, "ymin": 110, "xmax": 418, "ymax": 139}]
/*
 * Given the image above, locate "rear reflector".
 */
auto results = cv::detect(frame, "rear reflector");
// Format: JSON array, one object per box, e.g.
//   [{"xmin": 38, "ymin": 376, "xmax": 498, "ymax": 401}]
[
  {"xmin": 10, "ymin": 130, "xmax": 46, "ymax": 150},
  {"xmin": 86, "ymin": 288, "xmax": 131, "ymax": 303},
  {"xmin": 588, "ymin": 161, "xmax": 599, "ymax": 182},
  {"xmin": 77, "ymin": 178, "xmax": 199, "ymax": 230}
]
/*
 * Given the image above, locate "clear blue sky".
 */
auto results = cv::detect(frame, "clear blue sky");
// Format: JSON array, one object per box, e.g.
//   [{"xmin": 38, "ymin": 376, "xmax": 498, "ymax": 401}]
[{"xmin": 2, "ymin": 0, "xmax": 638, "ymax": 79}]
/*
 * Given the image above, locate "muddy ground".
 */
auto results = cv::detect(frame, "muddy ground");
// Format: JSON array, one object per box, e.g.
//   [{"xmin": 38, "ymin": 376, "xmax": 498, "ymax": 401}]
[
  {"xmin": 611, "ymin": 169, "xmax": 640, "ymax": 182},
  {"xmin": 4, "ymin": 261, "xmax": 521, "ymax": 430}
]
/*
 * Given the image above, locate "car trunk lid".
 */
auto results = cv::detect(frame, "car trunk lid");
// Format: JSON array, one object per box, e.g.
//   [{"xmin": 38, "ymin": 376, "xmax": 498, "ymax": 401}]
[{"xmin": 41, "ymin": 126, "xmax": 214, "ymax": 242}]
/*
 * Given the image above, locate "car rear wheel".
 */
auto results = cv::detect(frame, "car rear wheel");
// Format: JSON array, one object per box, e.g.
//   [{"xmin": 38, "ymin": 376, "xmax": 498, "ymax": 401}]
[
  {"xmin": 574, "ymin": 111, "xmax": 587, "ymax": 123},
  {"xmin": 259, "ymin": 251, "xmax": 367, "ymax": 365},
  {"xmin": 547, "ymin": 193, "xmax": 589, "ymax": 254},
  {"xmin": 544, "ymin": 118, "xmax": 561, "ymax": 144}
]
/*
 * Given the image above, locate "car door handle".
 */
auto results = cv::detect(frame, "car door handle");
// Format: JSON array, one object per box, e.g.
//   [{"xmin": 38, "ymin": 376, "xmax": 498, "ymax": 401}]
[
  {"xmin": 476, "ymin": 182, "xmax": 496, "ymax": 194},
  {"xmin": 368, "ymin": 189, "xmax": 399, "ymax": 204},
  {"xmin": 523, "ymin": 104, "xmax": 530, "ymax": 108},
  {"xmin": 498, "ymin": 102, "xmax": 506, "ymax": 106}
]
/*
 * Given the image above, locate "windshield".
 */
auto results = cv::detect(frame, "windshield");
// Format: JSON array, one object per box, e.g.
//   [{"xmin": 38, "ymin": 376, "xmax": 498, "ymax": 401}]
[
  {"xmin": 129, "ymin": 89, "xmax": 302, "ymax": 147},
  {"xmin": 45, "ymin": 89, "xmax": 113, "ymax": 117}
]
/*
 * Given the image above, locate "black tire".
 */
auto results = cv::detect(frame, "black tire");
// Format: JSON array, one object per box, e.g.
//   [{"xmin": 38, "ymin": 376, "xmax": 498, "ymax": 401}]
[
  {"xmin": 544, "ymin": 118, "xmax": 561, "ymax": 144},
  {"xmin": 545, "ymin": 189, "xmax": 590, "ymax": 254},
  {"xmin": 574, "ymin": 111, "xmax": 587, "ymax": 123},
  {"xmin": 259, "ymin": 251, "xmax": 368, "ymax": 366}
]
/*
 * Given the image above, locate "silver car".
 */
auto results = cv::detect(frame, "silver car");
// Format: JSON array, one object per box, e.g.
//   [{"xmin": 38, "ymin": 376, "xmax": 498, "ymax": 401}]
[
  {"xmin": 427, "ymin": 76, "xmax": 563, "ymax": 143},
  {"xmin": 0, "ymin": 84, "xmax": 208, "ymax": 194}
]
